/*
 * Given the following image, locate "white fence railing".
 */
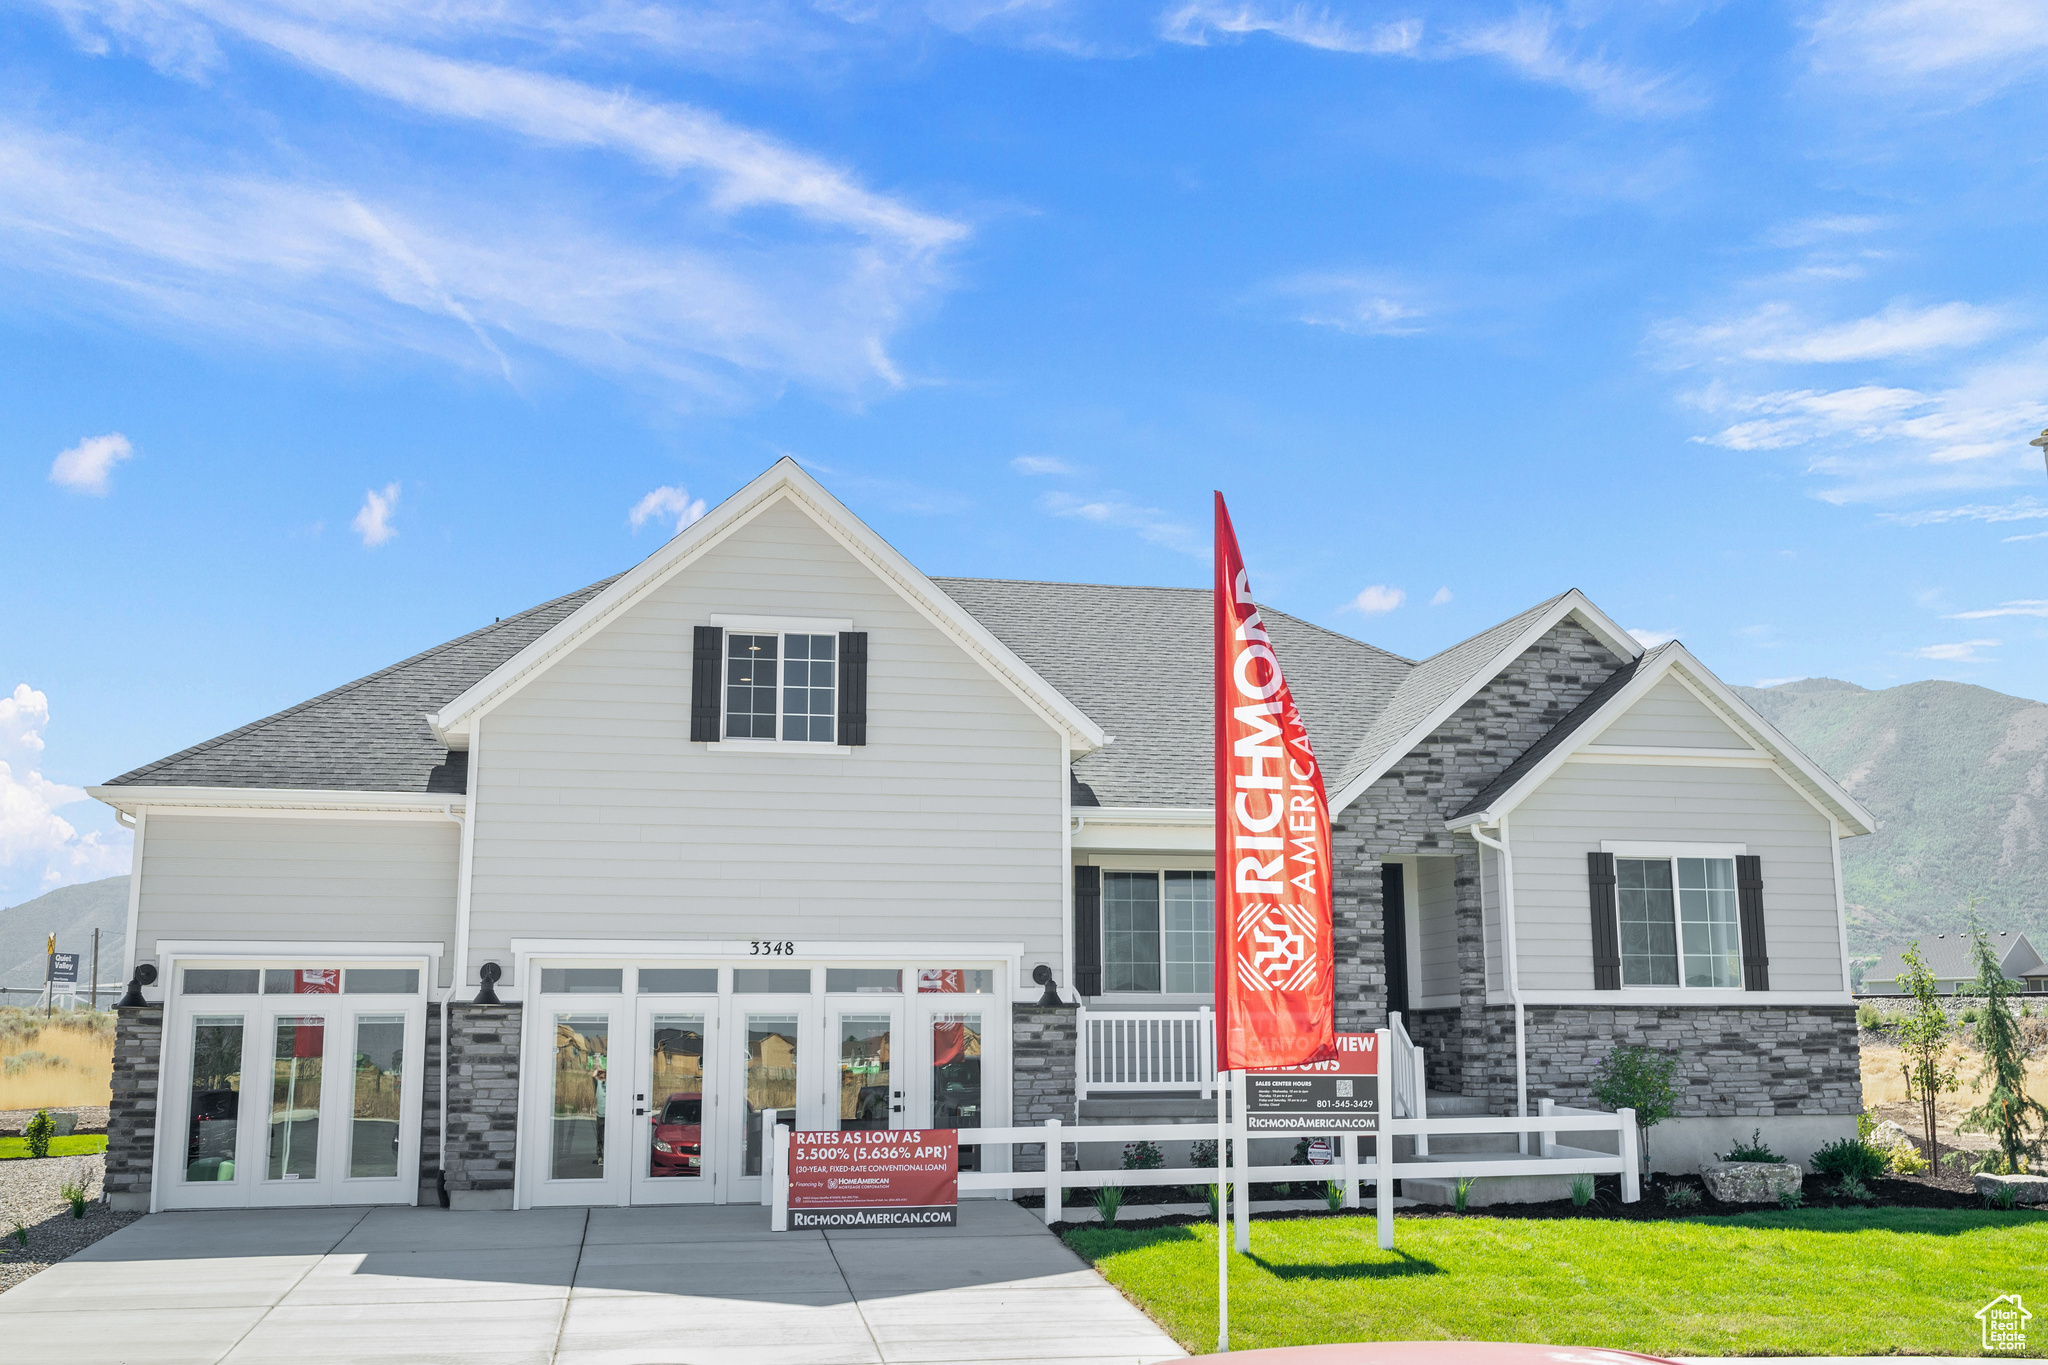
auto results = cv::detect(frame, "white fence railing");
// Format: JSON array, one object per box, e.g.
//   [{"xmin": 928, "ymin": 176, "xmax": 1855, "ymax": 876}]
[
  {"xmin": 1076, "ymin": 1005, "xmax": 1215, "ymax": 1099},
  {"xmin": 765, "ymin": 1025, "xmax": 1639, "ymax": 1252}
]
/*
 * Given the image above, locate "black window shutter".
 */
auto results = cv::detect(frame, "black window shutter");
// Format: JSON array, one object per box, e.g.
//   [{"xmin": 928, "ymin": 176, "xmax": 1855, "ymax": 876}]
[
  {"xmin": 1073, "ymin": 865, "xmax": 1102, "ymax": 997},
  {"xmin": 1382, "ymin": 863, "xmax": 1409, "ymax": 1016},
  {"xmin": 1587, "ymin": 852, "xmax": 1621, "ymax": 990},
  {"xmin": 838, "ymin": 631, "xmax": 868, "ymax": 746},
  {"xmin": 1736, "ymin": 854, "xmax": 1771, "ymax": 991},
  {"xmin": 690, "ymin": 626, "xmax": 723, "ymax": 743}
]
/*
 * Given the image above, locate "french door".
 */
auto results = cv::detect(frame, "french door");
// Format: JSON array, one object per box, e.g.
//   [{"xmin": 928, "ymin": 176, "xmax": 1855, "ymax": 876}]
[
  {"xmin": 627, "ymin": 997, "xmax": 719, "ymax": 1205},
  {"xmin": 727, "ymin": 999, "xmax": 810, "ymax": 1203},
  {"xmin": 829, "ymin": 997, "xmax": 905, "ymax": 1133}
]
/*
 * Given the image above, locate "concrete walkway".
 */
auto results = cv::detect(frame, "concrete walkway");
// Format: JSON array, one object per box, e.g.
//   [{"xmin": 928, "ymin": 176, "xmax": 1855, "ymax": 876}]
[{"xmin": 0, "ymin": 1201, "xmax": 1185, "ymax": 1365}]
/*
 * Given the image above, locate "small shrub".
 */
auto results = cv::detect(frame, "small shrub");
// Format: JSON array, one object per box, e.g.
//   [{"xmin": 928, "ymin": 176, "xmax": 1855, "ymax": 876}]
[
  {"xmin": 1856, "ymin": 1002, "xmax": 1883, "ymax": 1031},
  {"xmin": 1962, "ymin": 1007, "xmax": 1981, "ymax": 1025},
  {"xmin": 1778, "ymin": 1184, "xmax": 1806, "ymax": 1209},
  {"xmin": 1946, "ymin": 1149, "xmax": 2009, "ymax": 1177},
  {"xmin": 1810, "ymin": 1137, "xmax": 1888, "ymax": 1182},
  {"xmin": 8, "ymin": 1220, "xmax": 24, "ymax": 1249},
  {"xmin": 1662, "ymin": 1182, "xmax": 1702, "ymax": 1209},
  {"xmin": 1569, "ymin": 1174, "xmax": 1595, "ymax": 1207},
  {"xmin": 1121, "ymin": 1140, "xmax": 1164, "ymax": 1171},
  {"xmin": 1985, "ymin": 1181, "xmax": 2020, "ymax": 1211},
  {"xmin": 1857, "ymin": 1112, "xmax": 1875, "ymax": 1139},
  {"xmin": 1887, "ymin": 1143, "xmax": 1929, "ymax": 1175},
  {"xmin": 1092, "ymin": 1185, "xmax": 1123, "ymax": 1225},
  {"xmin": 23, "ymin": 1110, "xmax": 54, "ymax": 1160},
  {"xmin": 1836, "ymin": 1175, "xmax": 1874, "ymax": 1203},
  {"xmin": 1453, "ymin": 1175, "xmax": 1477, "ymax": 1212},
  {"xmin": 57, "ymin": 1179, "xmax": 87, "ymax": 1219},
  {"xmin": 1322, "ymin": 1180, "xmax": 1344, "ymax": 1213},
  {"xmin": 1205, "ymin": 1184, "xmax": 1231, "ymax": 1218},
  {"xmin": 1719, "ymin": 1128, "xmax": 1783, "ymax": 1163}
]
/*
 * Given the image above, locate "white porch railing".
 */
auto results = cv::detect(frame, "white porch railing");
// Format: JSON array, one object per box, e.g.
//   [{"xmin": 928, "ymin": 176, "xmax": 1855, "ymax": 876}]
[{"xmin": 1076, "ymin": 1005, "xmax": 1215, "ymax": 1100}]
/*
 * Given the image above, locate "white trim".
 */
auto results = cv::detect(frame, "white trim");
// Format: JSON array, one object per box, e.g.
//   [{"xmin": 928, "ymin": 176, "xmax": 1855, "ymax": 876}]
[
  {"xmin": 1080, "ymin": 852, "xmax": 1217, "ymax": 871},
  {"xmin": 122, "ymin": 809, "xmax": 147, "ymax": 983},
  {"xmin": 90, "ymin": 786, "xmax": 465, "ymax": 818},
  {"xmin": 505, "ymin": 939, "xmax": 1027, "ymax": 996},
  {"xmin": 424, "ymin": 460, "xmax": 1106, "ymax": 755},
  {"xmin": 710, "ymin": 613, "xmax": 852, "ymax": 634},
  {"xmin": 158, "ymin": 940, "xmax": 446, "ymax": 961},
  {"xmin": 1830, "ymin": 814, "xmax": 1853, "ymax": 994},
  {"xmin": 1601, "ymin": 840, "xmax": 1748, "ymax": 858},
  {"xmin": 1567, "ymin": 751, "xmax": 1775, "ymax": 768},
  {"xmin": 1408, "ymin": 992, "xmax": 1460, "ymax": 1011},
  {"xmin": 1067, "ymin": 806, "xmax": 1210, "ymax": 825},
  {"xmin": 705, "ymin": 741, "xmax": 853, "ymax": 756},
  {"xmin": 1329, "ymin": 590, "xmax": 1641, "ymax": 815},
  {"xmin": 1580, "ymin": 744, "xmax": 1764, "ymax": 758},
  {"xmin": 1058, "ymin": 732, "xmax": 1076, "ymax": 1006}
]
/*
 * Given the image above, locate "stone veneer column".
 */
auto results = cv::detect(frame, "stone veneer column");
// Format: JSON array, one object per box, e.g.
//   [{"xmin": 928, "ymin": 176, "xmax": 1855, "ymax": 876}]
[
  {"xmin": 417, "ymin": 1005, "xmax": 443, "ymax": 1204},
  {"xmin": 1451, "ymin": 845, "xmax": 1489, "ymax": 1098},
  {"xmin": 1011, "ymin": 1002, "xmax": 1078, "ymax": 1173},
  {"xmin": 443, "ymin": 1003, "xmax": 522, "ymax": 1209},
  {"xmin": 105, "ymin": 1002, "xmax": 163, "ymax": 1212},
  {"xmin": 1332, "ymin": 858, "xmax": 1385, "ymax": 1035}
]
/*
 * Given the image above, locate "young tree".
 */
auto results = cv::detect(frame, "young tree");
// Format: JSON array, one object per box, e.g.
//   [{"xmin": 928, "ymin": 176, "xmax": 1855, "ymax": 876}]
[
  {"xmin": 1896, "ymin": 943, "xmax": 1958, "ymax": 1164},
  {"xmin": 1958, "ymin": 923, "xmax": 2048, "ymax": 1174},
  {"xmin": 1591, "ymin": 1044, "xmax": 1680, "ymax": 1163}
]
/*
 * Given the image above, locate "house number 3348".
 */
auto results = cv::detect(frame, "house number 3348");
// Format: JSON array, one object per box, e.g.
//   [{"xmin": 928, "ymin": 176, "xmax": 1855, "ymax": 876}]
[{"xmin": 749, "ymin": 940, "xmax": 796, "ymax": 956}]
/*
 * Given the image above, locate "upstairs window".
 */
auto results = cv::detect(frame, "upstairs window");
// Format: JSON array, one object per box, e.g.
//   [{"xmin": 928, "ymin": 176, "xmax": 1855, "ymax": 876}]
[
  {"xmin": 1617, "ymin": 856, "xmax": 1741, "ymax": 988},
  {"xmin": 726, "ymin": 632, "xmax": 836, "ymax": 743},
  {"xmin": 1102, "ymin": 870, "xmax": 1214, "ymax": 994}
]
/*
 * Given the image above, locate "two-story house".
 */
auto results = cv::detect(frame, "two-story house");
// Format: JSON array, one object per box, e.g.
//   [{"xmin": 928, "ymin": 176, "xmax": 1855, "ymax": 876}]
[{"xmin": 91, "ymin": 459, "xmax": 1872, "ymax": 1212}]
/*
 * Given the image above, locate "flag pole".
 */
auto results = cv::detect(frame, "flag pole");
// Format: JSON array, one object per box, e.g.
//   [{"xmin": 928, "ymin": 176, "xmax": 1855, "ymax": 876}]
[{"xmin": 1216, "ymin": 1067, "xmax": 1229, "ymax": 1353}]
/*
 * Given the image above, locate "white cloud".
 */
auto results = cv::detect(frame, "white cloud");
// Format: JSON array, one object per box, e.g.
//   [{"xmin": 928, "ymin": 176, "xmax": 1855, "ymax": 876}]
[
  {"xmin": 1041, "ymin": 492, "xmax": 1202, "ymax": 557},
  {"xmin": 1629, "ymin": 628, "xmax": 1679, "ymax": 647},
  {"xmin": 1808, "ymin": 0, "xmax": 2048, "ymax": 87},
  {"xmin": 0, "ymin": 682, "xmax": 129, "ymax": 897},
  {"xmin": 1913, "ymin": 639, "xmax": 2000, "ymax": 662},
  {"xmin": 48, "ymin": 432, "xmax": 133, "ymax": 494},
  {"xmin": 352, "ymin": 482, "xmax": 400, "ymax": 547},
  {"xmin": 1429, "ymin": 586, "xmax": 1453, "ymax": 606},
  {"xmin": 1274, "ymin": 274, "xmax": 1428, "ymax": 336},
  {"xmin": 1762, "ymin": 215, "xmax": 1890, "ymax": 248},
  {"xmin": 1881, "ymin": 502, "xmax": 2048, "ymax": 527},
  {"xmin": 1159, "ymin": 2, "xmax": 1421, "ymax": 55},
  {"xmin": 1350, "ymin": 585, "xmax": 1405, "ymax": 615},
  {"xmin": 628, "ymin": 485, "xmax": 708, "ymax": 535},
  {"xmin": 1944, "ymin": 600, "xmax": 2048, "ymax": 620},
  {"xmin": 1011, "ymin": 456, "xmax": 1075, "ymax": 476},
  {"xmin": 1664, "ymin": 300, "xmax": 2007, "ymax": 367}
]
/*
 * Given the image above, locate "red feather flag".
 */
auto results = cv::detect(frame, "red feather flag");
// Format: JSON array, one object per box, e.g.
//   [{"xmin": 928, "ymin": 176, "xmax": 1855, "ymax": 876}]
[{"xmin": 1213, "ymin": 493, "xmax": 1336, "ymax": 1072}]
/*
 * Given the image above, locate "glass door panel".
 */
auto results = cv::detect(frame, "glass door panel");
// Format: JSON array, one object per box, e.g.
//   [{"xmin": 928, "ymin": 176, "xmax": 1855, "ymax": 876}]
[
  {"xmin": 931, "ymin": 1012, "xmax": 983, "ymax": 1171},
  {"xmin": 836, "ymin": 1014, "xmax": 894, "ymax": 1132},
  {"xmin": 185, "ymin": 1015, "xmax": 245, "ymax": 1183},
  {"xmin": 349, "ymin": 1015, "xmax": 406, "ymax": 1180},
  {"xmin": 647, "ymin": 1013, "xmax": 707, "ymax": 1181},
  {"xmin": 267, "ymin": 1016, "xmax": 326, "ymax": 1182},
  {"xmin": 551, "ymin": 1013, "xmax": 611, "ymax": 1182},
  {"xmin": 743, "ymin": 1013, "xmax": 799, "ymax": 1178}
]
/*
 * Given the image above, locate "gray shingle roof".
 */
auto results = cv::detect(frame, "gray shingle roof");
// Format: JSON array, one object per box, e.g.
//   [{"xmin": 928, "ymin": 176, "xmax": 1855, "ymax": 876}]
[
  {"xmin": 1447, "ymin": 650, "xmax": 1652, "ymax": 823},
  {"xmin": 931, "ymin": 579, "xmax": 1410, "ymax": 808},
  {"xmin": 1865, "ymin": 931, "xmax": 2043, "ymax": 984},
  {"xmin": 1326, "ymin": 593, "xmax": 1572, "ymax": 798},
  {"xmin": 104, "ymin": 578, "xmax": 618, "ymax": 792}
]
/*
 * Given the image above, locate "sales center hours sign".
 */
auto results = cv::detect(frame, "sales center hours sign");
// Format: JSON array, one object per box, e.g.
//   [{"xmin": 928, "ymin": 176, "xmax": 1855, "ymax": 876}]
[
  {"xmin": 1243, "ymin": 1032, "xmax": 1379, "ymax": 1132},
  {"xmin": 786, "ymin": 1130, "xmax": 959, "ymax": 1230}
]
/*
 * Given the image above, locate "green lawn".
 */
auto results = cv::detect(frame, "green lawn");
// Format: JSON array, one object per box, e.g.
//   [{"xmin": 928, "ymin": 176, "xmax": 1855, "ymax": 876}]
[
  {"xmin": 0, "ymin": 1134, "xmax": 106, "ymax": 1160},
  {"xmin": 1066, "ymin": 1209, "xmax": 2048, "ymax": 1358}
]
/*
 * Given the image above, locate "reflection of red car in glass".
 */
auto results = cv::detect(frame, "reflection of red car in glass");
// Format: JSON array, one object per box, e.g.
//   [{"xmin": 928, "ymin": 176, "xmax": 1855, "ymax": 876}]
[{"xmin": 650, "ymin": 1093, "xmax": 702, "ymax": 1176}]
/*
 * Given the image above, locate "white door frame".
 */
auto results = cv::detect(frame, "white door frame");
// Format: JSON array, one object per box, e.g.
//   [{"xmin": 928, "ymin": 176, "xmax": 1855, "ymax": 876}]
[{"xmin": 627, "ymin": 996, "xmax": 720, "ymax": 1205}]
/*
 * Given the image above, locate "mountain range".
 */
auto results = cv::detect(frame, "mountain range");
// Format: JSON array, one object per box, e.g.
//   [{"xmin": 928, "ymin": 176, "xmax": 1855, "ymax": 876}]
[{"xmin": 0, "ymin": 874, "xmax": 128, "ymax": 995}]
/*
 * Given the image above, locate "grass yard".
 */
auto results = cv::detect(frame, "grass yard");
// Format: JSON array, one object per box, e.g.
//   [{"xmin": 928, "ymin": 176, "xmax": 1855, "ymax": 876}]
[
  {"xmin": 1067, "ymin": 1209, "xmax": 2048, "ymax": 1358},
  {"xmin": 0, "ymin": 1134, "xmax": 107, "ymax": 1160}
]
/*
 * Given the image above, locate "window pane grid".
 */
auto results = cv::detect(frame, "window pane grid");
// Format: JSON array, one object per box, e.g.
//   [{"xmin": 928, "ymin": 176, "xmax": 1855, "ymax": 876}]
[
  {"xmin": 1163, "ymin": 872, "xmax": 1215, "ymax": 994},
  {"xmin": 1103, "ymin": 872, "xmax": 1161, "ymax": 993},
  {"xmin": 1677, "ymin": 857, "xmax": 1743, "ymax": 988},
  {"xmin": 782, "ymin": 633, "xmax": 836, "ymax": 743},
  {"xmin": 725, "ymin": 634, "xmax": 778, "ymax": 739},
  {"xmin": 1617, "ymin": 856, "xmax": 1742, "ymax": 989}
]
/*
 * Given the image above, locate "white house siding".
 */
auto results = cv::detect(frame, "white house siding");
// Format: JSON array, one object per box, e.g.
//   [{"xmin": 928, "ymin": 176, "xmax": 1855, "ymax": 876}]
[
  {"xmin": 1480, "ymin": 843, "xmax": 1504, "ymax": 994},
  {"xmin": 136, "ymin": 815, "xmax": 459, "ymax": 982},
  {"xmin": 1414, "ymin": 857, "xmax": 1459, "ymax": 1002},
  {"xmin": 1592, "ymin": 677, "xmax": 1752, "ymax": 749},
  {"xmin": 468, "ymin": 496, "xmax": 1068, "ymax": 987},
  {"xmin": 1510, "ymin": 761, "xmax": 1844, "ymax": 993}
]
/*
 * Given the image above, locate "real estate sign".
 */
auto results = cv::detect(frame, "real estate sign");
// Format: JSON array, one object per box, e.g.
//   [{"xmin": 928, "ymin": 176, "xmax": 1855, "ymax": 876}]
[
  {"xmin": 786, "ymin": 1129, "xmax": 959, "ymax": 1229},
  {"xmin": 1242, "ymin": 1031, "xmax": 1378, "ymax": 1131},
  {"xmin": 46, "ymin": 952, "xmax": 79, "ymax": 984}
]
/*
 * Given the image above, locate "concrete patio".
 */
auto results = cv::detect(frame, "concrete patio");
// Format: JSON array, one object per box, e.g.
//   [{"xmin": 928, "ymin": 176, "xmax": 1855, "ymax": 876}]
[{"xmin": 0, "ymin": 1200, "xmax": 1185, "ymax": 1365}]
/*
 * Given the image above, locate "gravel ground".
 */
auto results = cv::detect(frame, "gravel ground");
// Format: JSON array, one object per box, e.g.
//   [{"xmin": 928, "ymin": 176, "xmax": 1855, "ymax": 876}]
[{"xmin": 0, "ymin": 1154, "xmax": 140, "ymax": 1293}]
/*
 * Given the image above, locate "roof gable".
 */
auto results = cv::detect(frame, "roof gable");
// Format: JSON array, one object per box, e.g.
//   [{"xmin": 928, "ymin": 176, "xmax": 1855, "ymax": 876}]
[{"xmin": 427, "ymin": 459, "xmax": 1107, "ymax": 754}]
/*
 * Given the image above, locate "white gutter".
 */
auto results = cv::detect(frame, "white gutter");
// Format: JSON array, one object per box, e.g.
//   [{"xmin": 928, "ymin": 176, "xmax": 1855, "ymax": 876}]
[
  {"xmin": 436, "ymin": 721, "xmax": 483, "ymax": 1200},
  {"xmin": 1467, "ymin": 819, "xmax": 1528, "ymax": 1148}
]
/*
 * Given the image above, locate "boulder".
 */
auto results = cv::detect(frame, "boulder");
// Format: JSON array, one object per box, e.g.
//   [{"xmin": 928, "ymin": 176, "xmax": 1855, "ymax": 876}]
[
  {"xmin": 1975, "ymin": 1173, "xmax": 2048, "ymax": 1206},
  {"xmin": 1869, "ymin": 1119, "xmax": 1914, "ymax": 1152},
  {"xmin": 1702, "ymin": 1160, "xmax": 1804, "ymax": 1203}
]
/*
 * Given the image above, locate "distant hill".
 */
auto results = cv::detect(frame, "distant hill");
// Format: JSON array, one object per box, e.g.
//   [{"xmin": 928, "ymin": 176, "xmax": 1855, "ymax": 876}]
[
  {"xmin": 0, "ymin": 876, "xmax": 130, "ymax": 993},
  {"xmin": 1733, "ymin": 677, "xmax": 2048, "ymax": 959}
]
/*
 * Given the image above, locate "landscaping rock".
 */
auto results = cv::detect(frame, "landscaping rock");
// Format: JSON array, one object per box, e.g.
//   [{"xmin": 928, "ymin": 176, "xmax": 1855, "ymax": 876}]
[
  {"xmin": 1701, "ymin": 1160, "xmax": 1803, "ymax": 1203},
  {"xmin": 1974, "ymin": 1173, "xmax": 2048, "ymax": 1206},
  {"xmin": 1870, "ymin": 1120, "xmax": 1914, "ymax": 1151}
]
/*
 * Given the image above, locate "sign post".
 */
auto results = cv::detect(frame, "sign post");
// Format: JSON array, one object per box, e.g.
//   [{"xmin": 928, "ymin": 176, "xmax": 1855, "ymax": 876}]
[{"xmin": 783, "ymin": 1129, "xmax": 959, "ymax": 1230}]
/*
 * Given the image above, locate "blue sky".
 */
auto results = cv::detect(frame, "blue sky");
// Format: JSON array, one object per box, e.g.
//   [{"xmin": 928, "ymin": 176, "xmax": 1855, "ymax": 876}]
[{"xmin": 4, "ymin": 0, "xmax": 2048, "ymax": 907}]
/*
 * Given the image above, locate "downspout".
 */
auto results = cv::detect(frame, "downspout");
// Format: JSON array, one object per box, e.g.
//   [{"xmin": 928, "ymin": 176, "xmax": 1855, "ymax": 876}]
[
  {"xmin": 438, "ymin": 723, "xmax": 481, "ymax": 1206},
  {"xmin": 1468, "ymin": 818, "xmax": 1527, "ymax": 1148}
]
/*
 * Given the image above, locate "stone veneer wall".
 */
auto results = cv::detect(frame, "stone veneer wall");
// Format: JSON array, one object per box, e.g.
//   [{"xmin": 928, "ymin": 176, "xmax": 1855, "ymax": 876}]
[
  {"xmin": 417, "ymin": 1006, "xmax": 444, "ymax": 1203},
  {"xmin": 1330, "ymin": 620, "xmax": 1625, "ymax": 1045},
  {"xmin": 1011, "ymin": 1003, "xmax": 1078, "ymax": 1172},
  {"xmin": 105, "ymin": 1003, "xmax": 163, "ymax": 1212},
  {"xmin": 443, "ymin": 1003, "xmax": 522, "ymax": 1207}
]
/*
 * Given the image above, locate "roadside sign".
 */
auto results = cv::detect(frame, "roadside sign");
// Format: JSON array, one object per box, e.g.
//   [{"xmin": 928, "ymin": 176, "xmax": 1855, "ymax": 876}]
[
  {"xmin": 1242, "ymin": 1031, "xmax": 1379, "ymax": 1131},
  {"xmin": 47, "ymin": 952, "xmax": 79, "ymax": 984},
  {"xmin": 786, "ymin": 1129, "xmax": 958, "ymax": 1229}
]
